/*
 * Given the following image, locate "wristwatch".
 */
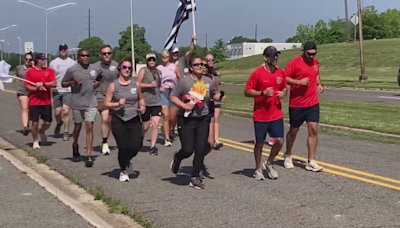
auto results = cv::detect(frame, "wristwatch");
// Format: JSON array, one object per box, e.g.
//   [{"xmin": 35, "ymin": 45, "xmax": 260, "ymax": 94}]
[{"xmin": 260, "ymin": 90, "xmax": 264, "ymax": 96}]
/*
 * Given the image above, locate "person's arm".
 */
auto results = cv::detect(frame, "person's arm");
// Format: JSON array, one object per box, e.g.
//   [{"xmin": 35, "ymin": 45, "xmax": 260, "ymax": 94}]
[
  {"xmin": 137, "ymin": 82, "xmax": 145, "ymax": 109},
  {"xmin": 137, "ymin": 68, "xmax": 155, "ymax": 88},
  {"xmin": 44, "ymin": 69, "xmax": 57, "ymax": 88},
  {"xmin": 104, "ymin": 83, "xmax": 121, "ymax": 108},
  {"xmin": 24, "ymin": 70, "xmax": 38, "ymax": 91},
  {"xmin": 61, "ymin": 68, "xmax": 76, "ymax": 88},
  {"xmin": 170, "ymin": 81, "xmax": 189, "ymax": 110},
  {"xmin": 184, "ymin": 34, "xmax": 196, "ymax": 62},
  {"xmin": 244, "ymin": 72, "xmax": 263, "ymax": 97},
  {"xmin": 174, "ymin": 65, "xmax": 182, "ymax": 79},
  {"xmin": 285, "ymin": 60, "xmax": 308, "ymax": 86}
]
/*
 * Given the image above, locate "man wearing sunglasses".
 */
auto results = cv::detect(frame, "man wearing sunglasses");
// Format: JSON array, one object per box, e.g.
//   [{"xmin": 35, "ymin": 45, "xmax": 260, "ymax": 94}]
[
  {"xmin": 93, "ymin": 45, "xmax": 119, "ymax": 155},
  {"xmin": 284, "ymin": 41, "xmax": 324, "ymax": 172},
  {"xmin": 49, "ymin": 43, "xmax": 76, "ymax": 141}
]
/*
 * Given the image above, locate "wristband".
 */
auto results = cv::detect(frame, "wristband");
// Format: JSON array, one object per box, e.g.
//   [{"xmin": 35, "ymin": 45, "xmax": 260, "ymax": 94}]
[{"xmin": 260, "ymin": 90, "xmax": 264, "ymax": 96}]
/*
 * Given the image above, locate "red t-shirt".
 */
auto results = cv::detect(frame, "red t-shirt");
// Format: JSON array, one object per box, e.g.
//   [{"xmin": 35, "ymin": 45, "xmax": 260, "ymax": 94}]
[
  {"xmin": 285, "ymin": 56, "xmax": 319, "ymax": 108},
  {"xmin": 245, "ymin": 66, "xmax": 287, "ymax": 122},
  {"xmin": 24, "ymin": 67, "xmax": 56, "ymax": 106}
]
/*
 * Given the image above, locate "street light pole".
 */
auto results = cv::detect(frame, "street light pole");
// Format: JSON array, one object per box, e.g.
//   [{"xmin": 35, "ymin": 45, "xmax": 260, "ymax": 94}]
[
  {"xmin": 130, "ymin": 0, "xmax": 136, "ymax": 76},
  {"xmin": 17, "ymin": 1, "xmax": 76, "ymax": 59},
  {"xmin": 17, "ymin": 37, "xmax": 21, "ymax": 65},
  {"xmin": 357, "ymin": 0, "xmax": 367, "ymax": 82},
  {"xmin": 0, "ymin": 40, "xmax": 4, "ymax": 61}
]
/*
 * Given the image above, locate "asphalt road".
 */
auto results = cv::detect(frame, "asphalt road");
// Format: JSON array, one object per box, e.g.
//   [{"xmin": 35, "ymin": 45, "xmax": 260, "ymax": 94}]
[
  {"xmin": 0, "ymin": 89, "xmax": 400, "ymax": 227},
  {"xmin": 0, "ymin": 153, "xmax": 93, "ymax": 228},
  {"xmin": 222, "ymin": 84, "xmax": 400, "ymax": 105}
]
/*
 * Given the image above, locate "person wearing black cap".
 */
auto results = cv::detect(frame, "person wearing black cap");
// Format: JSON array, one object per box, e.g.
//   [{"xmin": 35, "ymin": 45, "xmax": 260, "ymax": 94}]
[
  {"xmin": 24, "ymin": 53, "xmax": 57, "ymax": 149},
  {"xmin": 244, "ymin": 46, "xmax": 287, "ymax": 180},
  {"xmin": 49, "ymin": 43, "xmax": 76, "ymax": 141},
  {"xmin": 284, "ymin": 41, "xmax": 324, "ymax": 172}
]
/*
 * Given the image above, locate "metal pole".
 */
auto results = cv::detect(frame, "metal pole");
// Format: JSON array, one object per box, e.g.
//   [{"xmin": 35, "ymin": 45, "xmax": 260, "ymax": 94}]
[
  {"xmin": 130, "ymin": 0, "xmax": 135, "ymax": 75},
  {"xmin": 344, "ymin": 0, "xmax": 350, "ymax": 42},
  {"xmin": 45, "ymin": 11, "xmax": 48, "ymax": 58},
  {"xmin": 0, "ymin": 42, "xmax": 3, "ymax": 61},
  {"xmin": 19, "ymin": 39, "xmax": 21, "ymax": 65},
  {"xmin": 357, "ymin": 0, "xmax": 367, "ymax": 82}
]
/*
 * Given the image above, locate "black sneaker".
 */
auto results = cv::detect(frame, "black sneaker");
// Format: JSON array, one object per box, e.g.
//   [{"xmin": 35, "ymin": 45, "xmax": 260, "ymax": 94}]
[
  {"xmin": 22, "ymin": 127, "xmax": 29, "ymax": 136},
  {"xmin": 200, "ymin": 165, "xmax": 211, "ymax": 179},
  {"xmin": 149, "ymin": 147, "xmax": 158, "ymax": 156},
  {"xmin": 54, "ymin": 122, "xmax": 62, "ymax": 137},
  {"xmin": 85, "ymin": 156, "xmax": 93, "ymax": 167},
  {"xmin": 72, "ymin": 144, "xmax": 80, "ymax": 162},
  {"xmin": 189, "ymin": 177, "xmax": 205, "ymax": 189},
  {"xmin": 213, "ymin": 142, "xmax": 223, "ymax": 150},
  {"xmin": 170, "ymin": 155, "xmax": 181, "ymax": 174}
]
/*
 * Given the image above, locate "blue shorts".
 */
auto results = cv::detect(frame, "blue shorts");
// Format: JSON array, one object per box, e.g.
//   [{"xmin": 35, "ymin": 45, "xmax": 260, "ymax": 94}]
[
  {"xmin": 160, "ymin": 89, "xmax": 176, "ymax": 108},
  {"xmin": 254, "ymin": 118, "xmax": 284, "ymax": 143},
  {"xmin": 289, "ymin": 104, "xmax": 320, "ymax": 128}
]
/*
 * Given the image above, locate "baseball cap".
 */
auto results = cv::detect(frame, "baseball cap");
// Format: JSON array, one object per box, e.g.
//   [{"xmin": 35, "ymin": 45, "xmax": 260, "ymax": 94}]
[
  {"xmin": 59, "ymin": 43, "xmax": 68, "ymax": 50},
  {"xmin": 161, "ymin": 50, "xmax": 170, "ymax": 57},
  {"xmin": 263, "ymin": 46, "xmax": 281, "ymax": 57},
  {"xmin": 172, "ymin": 47, "xmax": 179, "ymax": 53},
  {"xmin": 34, "ymin": 53, "xmax": 46, "ymax": 60},
  {"xmin": 146, "ymin": 53, "xmax": 156, "ymax": 60},
  {"xmin": 303, "ymin": 41, "xmax": 317, "ymax": 51}
]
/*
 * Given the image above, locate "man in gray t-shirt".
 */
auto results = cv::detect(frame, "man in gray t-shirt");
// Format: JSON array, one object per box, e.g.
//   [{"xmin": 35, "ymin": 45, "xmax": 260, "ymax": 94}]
[
  {"xmin": 171, "ymin": 34, "xmax": 196, "ymax": 77},
  {"xmin": 61, "ymin": 49, "xmax": 101, "ymax": 167},
  {"xmin": 92, "ymin": 44, "xmax": 119, "ymax": 155}
]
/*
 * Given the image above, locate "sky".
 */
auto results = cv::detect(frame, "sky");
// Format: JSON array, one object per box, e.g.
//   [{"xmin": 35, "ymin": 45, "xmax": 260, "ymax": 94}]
[{"xmin": 0, "ymin": 0, "xmax": 399, "ymax": 54}]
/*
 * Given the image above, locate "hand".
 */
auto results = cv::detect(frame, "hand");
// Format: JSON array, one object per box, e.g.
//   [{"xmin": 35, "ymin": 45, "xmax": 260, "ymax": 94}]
[
  {"xmin": 219, "ymin": 81, "xmax": 224, "ymax": 86},
  {"xmin": 150, "ymin": 81, "xmax": 157, "ymax": 87},
  {"xmin": 192, "ymin": 34, "xmax": 197, "ymax": 41},
  {"xmin": 263, "ymin": 87, "xmax": 274, "ymax": 96},
  {"xmin": 139, "ymin": 105, "xmax": 146, "ymax": 114},
  {"xmin": 299, "ymin": 78, "xmax": 310, "ymax": 86},
  {"xmin": 93, "ymin": 81, "xmax": 101, "ymax": 89},
  {"xmin": 220, "ymin": 96, "xmax": 226, "ymax": 103},
  {"xmin": 276, "ymin": 91, "xmax": 286, "ymax": 99},
  {"xmin": 39, "ymin": 87, "xmax": 47, "ymax": 91},
  {"xmin": 160, "ymin": 87, "xmax": 164, "ymax": 92},
  {"xmin": 35, "ymin": 82, "xmax": 44, "ymax": 87},
  {"xmin": 118, "ymin": 97, "xmax": 126, "ymax": 106},
  {"xmin": 73, "ymin": 77, "xmax": 82, "ymax": 85},
  {"xmin": 317, "ymin": 84, "xmax": 324, "ymax": 94},
  {"xmin": 183, "ymin": 101, "xmax": 195, "ymax": 111}
]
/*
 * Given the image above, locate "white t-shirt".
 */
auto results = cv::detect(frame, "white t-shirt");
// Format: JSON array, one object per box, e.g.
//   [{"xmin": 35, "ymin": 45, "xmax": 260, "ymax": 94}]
[{"xmin": 49, "ymin": 57, "xmax": 76, "ymax": 92}]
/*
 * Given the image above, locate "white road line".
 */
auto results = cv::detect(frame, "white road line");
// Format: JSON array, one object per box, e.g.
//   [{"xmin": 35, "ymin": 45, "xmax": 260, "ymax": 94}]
[{"xmin": 379, "ymin": 96, "xmax": 400, "ymax": 100}]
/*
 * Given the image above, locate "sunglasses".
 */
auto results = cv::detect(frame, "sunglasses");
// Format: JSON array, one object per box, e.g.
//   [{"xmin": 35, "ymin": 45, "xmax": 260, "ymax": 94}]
[
  {"xmin": 172, "ymin": 53, "xmax": 179, "ymax": 55},
  {"xmin": 121, "ymin": 65, "xmax": 133, "ymax": 71},
  {"xmin": 192, "ymin": 63, "xmax": 205, "ymax": 67},
  {"xmin": 147, "ymin": 58, "xmax": 156, "ymax": 62},
  {"xmin": 80, "ymin": 54, "xmax": 90, "ymax": 57},
  {"xmin": 102, "ymin": 52, "xmax": 112, "ymax": 56},
  {"xmin": 25, "ymin": 58, "xmax": 32, "ymax": 61},
  {"xmin": 306, "ymin": 51, "xmax": 316, "ymax": 56},
  {"xmin": 207, "ymin": 59, "xmax": 213, "ymax": 62}
]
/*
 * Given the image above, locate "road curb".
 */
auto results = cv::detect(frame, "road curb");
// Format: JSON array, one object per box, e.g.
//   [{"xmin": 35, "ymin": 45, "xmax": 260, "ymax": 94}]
[
  {"xmin": 0, "ymin": 148, "xmax": 114, "ymax": 228},
  {"xmin": 221, "ymin": 109, "xmax": 400, "ymax": 139}
]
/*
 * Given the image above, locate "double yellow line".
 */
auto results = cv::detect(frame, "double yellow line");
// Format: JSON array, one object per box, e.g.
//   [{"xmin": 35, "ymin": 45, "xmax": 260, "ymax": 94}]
[{"xmin": 219, "ymin": 138, "xmax": 400, "ymax": 191}]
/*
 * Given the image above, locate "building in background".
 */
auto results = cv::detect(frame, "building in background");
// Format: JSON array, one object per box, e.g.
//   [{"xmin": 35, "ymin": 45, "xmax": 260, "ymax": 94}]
[{"xmin": 225, "ymin": 42, "xmax": 302, "ymax": 59}]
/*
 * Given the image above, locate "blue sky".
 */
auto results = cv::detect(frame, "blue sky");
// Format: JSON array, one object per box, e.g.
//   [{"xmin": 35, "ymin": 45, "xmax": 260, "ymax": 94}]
[{"xmin": 0, "ymin": 0, "xmax": 398, "ymax": 54}]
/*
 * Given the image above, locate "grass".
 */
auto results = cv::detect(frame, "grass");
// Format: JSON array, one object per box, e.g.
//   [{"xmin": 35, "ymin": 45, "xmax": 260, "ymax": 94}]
[
  {"xmin": 216, "ymin": 39, "xmax": 400, "ymax": 89},
  {"xmin": 223, "ymin": 90, "xmax": 400, "ymax": 135},
  {"xmin": 323, "ymin": 129, "xmax": 400, "ymax": 145}
]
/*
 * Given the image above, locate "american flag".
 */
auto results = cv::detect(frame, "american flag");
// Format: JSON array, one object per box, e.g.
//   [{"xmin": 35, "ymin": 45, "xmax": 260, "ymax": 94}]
[{"xmin": 164, "ymin": 0, "xmax": 196, "ymax": 51}]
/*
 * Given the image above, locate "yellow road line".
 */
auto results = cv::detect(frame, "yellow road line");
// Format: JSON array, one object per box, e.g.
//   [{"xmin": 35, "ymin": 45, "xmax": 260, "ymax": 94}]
[{"xmin": 3, "ymin": 89, "xmax": 16, "ymax": 94}]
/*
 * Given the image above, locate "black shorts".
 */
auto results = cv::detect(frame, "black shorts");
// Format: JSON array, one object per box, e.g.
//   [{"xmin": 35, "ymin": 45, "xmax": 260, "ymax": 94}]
[
  {"xmin": 141, "ymin": 106, "xmax": 162, "ymax": 122},
  {"xmin": 254, "ymin": 118, "xmax": 284, "ymax": 143},
  {"xmin": 289, "ymin": 104, "xmax": 320, "ymax": 128},
  {"xmin": 29, "ymin": 105, "xmax": 52, "ymax": 123}
]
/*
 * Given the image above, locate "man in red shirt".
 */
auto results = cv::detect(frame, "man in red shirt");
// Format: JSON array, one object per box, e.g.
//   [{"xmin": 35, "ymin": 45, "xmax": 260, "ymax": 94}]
[
  {"xmin": 25, "ymin": 53, "xmax": 57, "ymax": 149},
  {"xmin": 245, "ymin": 46, "xmax": 287, "ymax": 180},
  {"xmin": 284, "ymin": 41, "xmax": 324, "ymax": 172}
]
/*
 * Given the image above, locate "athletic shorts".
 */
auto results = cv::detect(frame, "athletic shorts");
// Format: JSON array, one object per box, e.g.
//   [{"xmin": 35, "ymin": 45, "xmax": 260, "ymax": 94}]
[
  {"xmin": 29, "ymin": 105, "xmax": 52, "ymax": 123},
  {"xmin": 72, "ymin": 108, "xmax": 97, "ymax": 123},
  {"xmin": 214, "ymin": 102, "xmax": 222, "ymax": 109},
  {"xmin": 289, "ymin": 104, "xmax": 320, "ymax": 128},
  {"xmin": 208, "ymin": 101, "xmax": 215, "ymax": 118},
  {"xmin": 141, "ymin": 106, "xmax": 162, "ymax": 122},
  {"xmin": 17, "ymin": 93, "xmax": 28, "ymax": 97},
  {"xmin": 52, "ymin": 91, "xmax": 72, "ymax": 109},
  {"xmin": 160, "ymin": 90, "xmax": 176, "ymax": 108},
  {"xmin": 254, "ymin": 118, "xmax": 284, "ymax": 143}
]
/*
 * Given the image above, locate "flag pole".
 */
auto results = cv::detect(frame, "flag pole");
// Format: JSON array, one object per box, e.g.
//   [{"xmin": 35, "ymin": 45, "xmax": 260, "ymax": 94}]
[{"xmin": 190, "ymin": 0, "xmax": 196, "ymax": 44}]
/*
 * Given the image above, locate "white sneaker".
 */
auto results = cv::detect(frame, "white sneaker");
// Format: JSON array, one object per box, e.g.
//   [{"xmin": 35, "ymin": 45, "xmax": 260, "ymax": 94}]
[
  {"xmin": 102, "ymin": 143, "xmax": 110, "ymax": 155},
  {"xmin": 253, "ymin": 169, "xmax": 265, "ymax": 180},
  {"xmin": 32, "ymin": 141, "xmax": 40, "ymax": 149},
  {"xmin": 284, "ymin": 155, "xmax": 295, "ymax": 169},
  {"xmin": 39, "ymin": 133, "xmax": 47, "ymax": 143},
  {"xmin": 305, "ymin": 160, "xmax": 323, "ymax": 172},
  {"xmin": 119, "ymin": 171, "xmax": 129, "ymax": 182}
]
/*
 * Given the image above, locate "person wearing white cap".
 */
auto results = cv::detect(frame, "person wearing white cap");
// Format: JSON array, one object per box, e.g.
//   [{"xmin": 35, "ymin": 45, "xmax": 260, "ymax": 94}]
[{"xmin": 171, "ymin": 34, "xmax": 196, "ymax": 77}]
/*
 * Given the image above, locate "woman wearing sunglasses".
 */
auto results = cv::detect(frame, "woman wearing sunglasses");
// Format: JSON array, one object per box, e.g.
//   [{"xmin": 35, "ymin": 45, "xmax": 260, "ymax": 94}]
[
  {"xmin": 169, "ymin": 56, "xmax": 226, "ymax": 189},
  {"xmin": 104, "ymin": 59, "xmax": 145, "ymax": 182},
  {"xmin": 15, "ymin": 52, "xmax": 34, "ymax": 136}
]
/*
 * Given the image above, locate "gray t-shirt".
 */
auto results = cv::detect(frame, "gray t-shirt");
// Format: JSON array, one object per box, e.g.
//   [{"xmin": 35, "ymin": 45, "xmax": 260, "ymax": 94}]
[
  {"xmin": 112, "ymin": 79, "xmax": 139, "ymax": 122},
  {"xmin": 170, "ymin": 75, "xmax": 216, "ymax": 117},
  {"xmin": 93, "ymin": 60, "xmax": 119, "ymax": 100},
  {"xmin": 140, "ymin": 67, "xmax": 161, "ymax": 107},
  {"xmin": 15, "ymin": 65, "xmax": 30, "ymax": 95},
  {"xmin": 62, "ymin": 63, "xmax": 101, "ymax": 110},
  {"xmin": 176, "ymin": 55, "xmax": 187, "ymax": 77}
]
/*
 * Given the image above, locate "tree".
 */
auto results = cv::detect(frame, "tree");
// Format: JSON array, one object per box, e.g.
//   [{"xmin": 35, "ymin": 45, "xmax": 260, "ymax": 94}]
[
  {"xmin": 209, "ymin": 39, "xmax": 228, "ymax": 63},
  {"xmin": 260, "ymin": 37, "xmax": 273, "ymax": 43},
  {"xmin": 177, "ymin": 45, "xmax": 207, "ymax": 58},
  {"xmin": 114, "ymin": 24, "xmax": 152, "ymax": 64},
  {"xmin": 229, "ymin": 36, "xmax": 257, "ymax": 44},
  {"xmin": 78, "ymin": 37, "xmax": 104, "ymax": 63}
]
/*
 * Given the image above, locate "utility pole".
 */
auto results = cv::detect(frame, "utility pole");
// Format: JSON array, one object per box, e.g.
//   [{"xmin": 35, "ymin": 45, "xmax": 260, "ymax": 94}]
[
  {"xmin": 357, "ymin": 0, "xmax": 367, "ymax": 82},
  {"xmin": 86, "ymin": 8, "xmax": 93, "ymax": 38},
  {"xmin": 205, "ymin": 33, "xmax": 208, "ymax": 50},
  {"xmin": 344, "ymin": 0, "xmax": 350, "ymax": 42},
  {"xmin": 255, "ymin": 24, "xmax": 258, "ymax": 41}
]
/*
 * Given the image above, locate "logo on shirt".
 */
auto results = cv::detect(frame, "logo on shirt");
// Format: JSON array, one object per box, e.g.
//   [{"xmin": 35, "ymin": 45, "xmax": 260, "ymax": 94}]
[
  {"xmin": 90, "ymin": 70, "xmax": 96, "ymax": 76},
  {"xmin": 110, "ymin": 66, "xmax": 116, "ymax": 71},
  {"xmin": 44, "ymin": 72, "xmax": 49, "ymax": 76},
  {"xmin": 314, "ymin": 66, "xmax": 319, "ymax": 72},
  {"xmin": 130, "ymin": 88, "xmax": 137, "ymax": 94},
  {"xmin": 205, "ymin": 83, "xmax": 209, "ymax": 91},
  {"xmin": 276, "ymin": 77, "xmax": 282, "ymax": 84}
]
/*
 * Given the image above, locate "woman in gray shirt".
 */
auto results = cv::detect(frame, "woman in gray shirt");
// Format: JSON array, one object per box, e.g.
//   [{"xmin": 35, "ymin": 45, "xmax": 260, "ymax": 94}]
[
  {"xmin": 15, "ymin": 52, "xmax": 33, "ymax": 135},
  {"xmin": 105, "ymin": 59, "xmax": 145, "ymax": 182}
]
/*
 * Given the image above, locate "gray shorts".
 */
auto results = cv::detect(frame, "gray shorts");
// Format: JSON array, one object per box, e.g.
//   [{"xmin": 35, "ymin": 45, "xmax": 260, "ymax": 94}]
[
  {"xmin": 52, "ymin": 92, "xmax": 72, "ymax": 109},
  {"xmin": 72, "ymin": 108, "xmax": 97, "ymax": 123}
]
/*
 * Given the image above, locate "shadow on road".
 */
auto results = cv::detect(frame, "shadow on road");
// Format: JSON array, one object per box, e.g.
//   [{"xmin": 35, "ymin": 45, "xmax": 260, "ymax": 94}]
[
  {"xmin": 161, "ymin": 166, "xmax": 192, "ymax": 186},
  {"xmin": 101, "ymin": 169, "xmax": 141, "ymax": 180}
]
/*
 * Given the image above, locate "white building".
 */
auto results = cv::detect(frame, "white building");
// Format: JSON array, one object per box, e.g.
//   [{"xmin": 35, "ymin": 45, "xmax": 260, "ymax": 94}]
[{"xmin": 225, "ymin": 42, "xmax": 302, "ymax": 59}]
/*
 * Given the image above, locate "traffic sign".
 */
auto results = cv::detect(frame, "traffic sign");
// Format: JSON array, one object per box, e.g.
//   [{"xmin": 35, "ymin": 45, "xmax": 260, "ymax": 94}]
[
  {"xmin": 24, "ymin": 42, "xmax": 34, "ymax": 53},
  {"xmin": 350, "ymin": 15, "xmax": 359, "ymax": 26}
]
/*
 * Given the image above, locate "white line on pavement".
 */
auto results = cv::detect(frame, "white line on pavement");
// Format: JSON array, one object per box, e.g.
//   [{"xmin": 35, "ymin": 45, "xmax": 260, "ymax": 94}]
[{"xmin": 379, "ymin": 96, "xmax": 400, "ymax": 100}]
